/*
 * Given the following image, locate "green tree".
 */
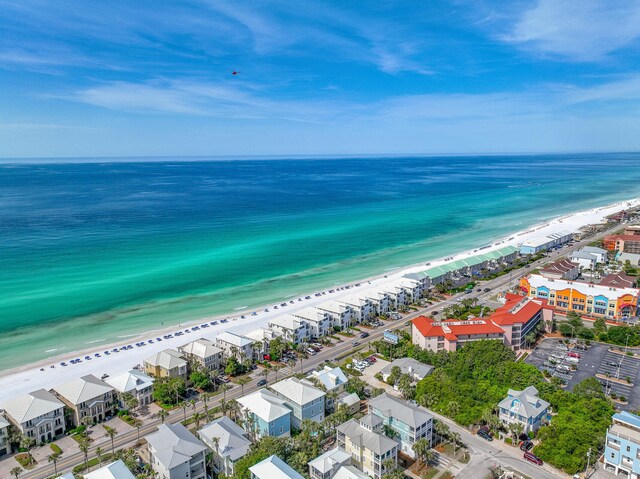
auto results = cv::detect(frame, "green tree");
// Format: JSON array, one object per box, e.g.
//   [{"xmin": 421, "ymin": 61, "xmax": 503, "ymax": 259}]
[
  {"xmin": 48, "ymin": 452, "xmax": 62, "ymax": 476},
  {"xmin": 572, "ymin": 377, "xmax": 606, "ymax": 400},
  {"xmin": 103, "ymin": 425, "xmax": 118, "ymax": 455},
  {"xmin": 153, "ymin": 377, "xmax": 186, "ymax": 405},
  {"xmin": 78, "ymin": 437, "xmax": 90, "ymax": 472},
  {"xmin": 10, "ymin": 467, "xmax": 21, "ymax": 479},
  {"xmin": 269, "ymin": 337, "xmax": 287, "ymax": 361},
  {"xmin": 236, "ymin": 376, "xmax": 251, "ymax": 395},
  {"xmin": 153, "ymin": 409, "xmax": 169, "ymax": 424},
  {"xmin": 593, "ymin": 317, "xmax": 608, "ymax": 336},
  {"xmin": 412, "ymin": 438, "xmax": 430, "ymax": 468},
  {"xmin": 345, "ymin": 377, "xmax": 366, "ymax": 397},
  {"xmin": 225, "ymin": 356, "xmax": 243, "ymax": 376},
  {"xmin": 387, "ymin": 366, "xmax": 402, "ymax": 385},
  {"xmin": 190, "ymin": 369, "xmax": 212, "ymax": 389}
]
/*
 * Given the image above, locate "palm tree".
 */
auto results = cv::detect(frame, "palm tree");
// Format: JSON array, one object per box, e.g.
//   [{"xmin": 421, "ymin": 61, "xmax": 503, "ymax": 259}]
[
  {"xmin": 260, "ymin": 368, "xmax": 269, "ymax": 383},
  {"xmin": 202, "ymin": 393, "xmax": 211, "ymax": 416},
  {"xmin": 103, "ymin": 425, "xmax": 118, "ymax": 455},
  {"xmin": 451, "ymin": 431, "xmax": 461, "ymax": 456},
  {"xmin": 189, "ymin": 398, "xmax": 197, "ymax": 412},
  {"xmin": 10, "ymin": 467, "xmax": 21, "ymax": 479},
  {"xmin": 434, "ymin": 420, "xmax": 450, "ymax": 444},
  {"xmin": 81, "ymin": 415, "xmax": 95, "ymax": 431},
  {"xmin": 411, "ymin": 438, "xmax": 430, "ymax": 470},
  {"xmin": 424, "ymin": 449, "xmax": 436, "ymax": 467},
  {"xmin": 132, "ymin": 418, "xmax": 143, "ymax": 444},
  {"xmin": 96, "ymin": 446, "xmax": 104, "ymax": 466},
  {"xmin": 273, "ymin": 364, "xmax": 282, "ymax": 382},
  {"xmin": 509, "ymin": 422, "xmax": 524, "ymax": 445},
  {"xmin": 153, "ymin": 409, "xmax": 169, "ymax": 424},
  {"xmin": 193, "ymin": 412, "xmax": 204, "ymax": 429},
  {"xmin": 210, "ymin": 436, "xmax": 220, "ymax": 470},
  {"xmin": 79, "ymin": 437, "xmax": 90, "ymax": 472},
  {"xmin": 219, "ymin": 384, "xmax": 231, "ymax": 402},
  {"xmin": 179, "ymin": 401, "xmax": 188, "ymax": 421},
  {"xmin": 227, "ymin": 399, "xmax": 241, "ymax": 422},
  {"xmin": 447, "ymin": 400, "xmax": 460, "ymax": 418},
  {"xmin": 48, "ymin": 452, "xmax": 62, "ymax": 476},
  {"xmin": 252, "ymin": 341, "xmax": 264, "ymax": 360},
  {"xmin": 230, "ymin": 346, "xmax": 239, "ymax": 361},
  {"xmin": 236, "ymin": 377, "xmax": 250, "ymax": 395},
  {"xmin": 18, "ymin": 435, "xmax": 34, "ymax": 466}
]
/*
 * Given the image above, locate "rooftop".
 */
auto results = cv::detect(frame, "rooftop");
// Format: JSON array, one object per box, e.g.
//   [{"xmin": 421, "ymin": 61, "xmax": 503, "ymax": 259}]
[
  {"xmin": 216, "ymin": 332, "xmax": 254, "ymax": 348},
  {"xmin": 105, "ymin": 369, "xmax": 154, "ymax": 394},
  {"xmin": 143, "ymin": 349, "xmax": 187, "ymax": 370},
  {"xmin": 54, "ymin": 374, "xmax": 113, "ymax": 406},
  {"xmin": 238, "ymin": 388, "xmax": 291, "ymax": 423},
  {"xmin": 178, "ymin": 338, "xmax": 223, "ymax": 359},
  {"xmin": 1, "ymin": 389, "xmax": 65, "ymax": 424},
  {"xmin": 309, "ymin": 366, "xmax": 348, "ymax": 391},
  {"xmin": 526, "ymin": 274, "xmax": 640, "ymax": 299},
  {"xmin": 380, "ymin": 358, "xmax": 434, "ymax": 379},
  {"xmin": 270, "ymin": 377, "xmax": 325, "ymax": 405},
  {"xmin": 198, "ymin": 416, "xmax": 251, "ymax": 461},
  {"xmin": 337, "ymin": 418, "xmax": 397, "ymax": 455},
  {"xmin": 316, "ymin": 300, "xmax": 350, "ymax": 315},
  {"xmin": 146, "ymin": 422, "xmax": 207, "ymax": 470},
  {"xmin": 540, "ymin": 258, "xmax": 579, "ymax": 276},
  {"xmin": 269, "ymin": 315, "xmax": 307, "ymax": 331},
  {"xmin": 369, "ymin": 393, "xmax": 433, "ymax": 428},
  {"xmin": 498, "ymin": 386, "xmax": 549, "ymax": 419},
  {"xmin": 600, "ymin": 272, "xmax": 638, "ymax": 289},
  {"xmin": 292, "ymin": 306, "xmax": 329, "ymax": 322},
  {"xmin": 333, "ymin": 465, "xmax": 371, "ymax": 479},
  {"xmin": 489, "ymin": 293, "xmax": 545, "ymax": 327},
  {"xmin": 84, "ymin": 460, "xmax": 136, "ymax": 479},
  {"xmin": 250, "ymin": 455, "xmax": 305, "ymax": 479},
  {"xmin": 308, "ymin": 447, "xmax": 351, "ymax": 474},
  {"xmin": 412, "ymin": 316, "xmax": 505, "ymax": 341}
]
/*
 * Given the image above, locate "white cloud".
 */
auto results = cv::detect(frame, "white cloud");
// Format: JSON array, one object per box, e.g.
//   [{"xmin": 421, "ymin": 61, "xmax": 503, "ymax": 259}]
[{"xmin": 504, "ymin": 0, "xmax": 640, "ymax": 61}]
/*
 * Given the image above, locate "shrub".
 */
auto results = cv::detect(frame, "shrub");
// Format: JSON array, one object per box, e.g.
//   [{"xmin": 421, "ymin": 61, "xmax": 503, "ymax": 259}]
[
  {"xmin": 611, "ymin": 392, "xmax": 618, "ymax": 399},
  {"xmin": 505, "ymin": 437, "xmax": 512, "ymax": 445},
  {"xmin": 50, "ymin": 443, "xmax": 62, "ymax": 454},
  {"xmin": 620, "ymin": 396, "xmax": 627, "ymax": 402}
]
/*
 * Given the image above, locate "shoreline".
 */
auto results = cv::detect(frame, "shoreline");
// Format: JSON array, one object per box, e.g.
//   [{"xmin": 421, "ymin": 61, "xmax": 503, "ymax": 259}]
[{"xmin": 0, "ymin": 196, "xmax": 638, "ymax": 402}]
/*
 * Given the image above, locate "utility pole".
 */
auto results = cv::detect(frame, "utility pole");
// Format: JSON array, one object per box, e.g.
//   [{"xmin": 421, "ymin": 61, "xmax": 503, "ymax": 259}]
[{"xmin": 585, "ymin": 447, "xmax": 592, "ymax": 478}]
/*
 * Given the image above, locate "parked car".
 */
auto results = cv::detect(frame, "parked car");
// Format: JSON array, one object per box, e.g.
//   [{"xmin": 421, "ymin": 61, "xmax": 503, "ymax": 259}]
[
  {"xmin": 568, "ymin": 352, "xmax": 581, "ymax": 359},
  {"xmin": 263, "ymin": 354, "xmax": 271, "ymax": 361},
  {"xmin": 483, "ymin": 288, "xmax": 490, "ymax": 292},
  {"xmin": 360, "ymin": 332, "xmax": 370, "ymax": 338},
  {"xmin": 257, "ymin": 379, "xmax": 267, "ymax": 387},
  {"xmin": 519, "ymin": 440, "xmax": 534, "ymax": 452},
  {"xmin": 477, "ymin": 429, "xmax": 493, "ymax": 441},
  {"xmin": 523, "ymin": 452, "xmax": 543, "ymax": 465}
]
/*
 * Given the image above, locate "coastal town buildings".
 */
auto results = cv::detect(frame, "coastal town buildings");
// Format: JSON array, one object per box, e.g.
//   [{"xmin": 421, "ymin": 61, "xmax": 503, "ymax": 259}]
[
  {"xmin": 380, "ymin": 358, "xmax": 434, "ymax": 383},
  {"xmin": 569, "ymin": 246, "xmax": 608, "ymax": 270},
  {"xmin": 53, "ymin": 374, "xmax": 116, "ymax": 426},
  {"xmin": 359, "ymin": 288, "xmax": 392, "ymax": 316},
  {"xmin": 338, "ymin": 393, "xmax": 361, "ymax": 415},
  {"xmin": 84, "ymin": 460, "xmax": 136, "ymax": 479},
  {"xmin": 338, "ymin": 295, "xmax": 373, "ymax": 323},
  {"xmin": 308, "ymin": 447, "xmax": 352, "ymax": 479},
  {"xmin": 0, "ymin": 416, "xmax": 10, "ymax": 457},
  {"xmin": 237, "ymin": 388, "xmax": 291, "ymax": 438},
  {"xmin": 519, "ymin": 231, "xmax": 573, "ymax": 255},
  {"xmin": 292, "ymin": 307, "xmax": 333, "ymax": 338},
  {"xmin": 198, "ymin": 416, "xmax": 251, "ymax": 477},
  {"xmin": 618, "ymin": 252, "xmax": 640, "ymax": 267},
  {"xmin": 143, "ymin": 349, "xmax": 188, "ymax": 380},
  {"xmin": 268, "ymin": 315, "xmax": 311, "ymax": 344},
  {"xmin": 520, "ymin": 273, "xmax": 639, "ymax": 320},
  {"xmin": 308, "ymin": 366, "xmax": 348, "ymax": 411},
  {"xmin": 332, "ymin": 465, "xmax": 372, "ymax": 479},
  {"xmin": 337, "ymin": 415, "xmax": 398, "ymax": 479},
  {"xmin": 605, "ymin": 234, "xmax": 640, "ymax": 254},
  {"xmin": 539, "ymin": 258, "xmax": 580, "ymax": 280},
  {"xmin": 368, "ymin": 393, "xmax": 433, "ymax": 457},
  {"xmin": 601, "ymin": 271, "xmax": 639, "ymax": 288},
  {"xmin": 316, "ymin": 301, "xmax": 354, "ymax": 330},
  {"xmin": 250, "ymin": 455, "xmax": 305, "ymax": 479},
  {"xmin": 489, "ymin": 293, "xmax": 551, "ymax": 351},
  {"xmin": 147, "ymin": 422, "xmax": 207, "ymax": 479},
  {"xmin": 105, "ymin": 369, "xmax": 154, "ymax": 408},
  {"xmin": 604, "ymin": 411, "xmax": 640, "ymax": 478},
  {"xmin": 498, "ymin": 386, "xmax": 549, "ymax": 434},
  {"xmin": 411, "ymin": 316, "xmax": 505, "ymax": 352},
  {"xmin": 270, "ymin": 377, "xmax": 326, "ymax": 429},
  {"xmin": 215, "ymin": 332, "xmax": 256, "ymax": 361},
  {"xmin": 178, "ymin": 338, "xmax": 223, "ymax": 373},
  {"xmin": 1, "ymin": 389, "xmax": 66, "ymax": 444}
]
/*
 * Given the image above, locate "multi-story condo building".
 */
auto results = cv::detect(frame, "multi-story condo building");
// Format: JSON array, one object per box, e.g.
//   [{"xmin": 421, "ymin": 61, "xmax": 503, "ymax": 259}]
[
  {"xmin": 268, "ymin": 315, "xmax": 310, "ymax": 344},
  {"xmin": 359, "ymin": 289, "xmax": 392, "ymax": 316},
  {"xmin": 489, "ymin": 293, "xmax": 552, "ymax": 351},
  {"xmin": 308, "ymin": 447, "xmax": 351, "ymax": 479},
  {"xmin": 216, "ymin": 332, "xmax": 256, "ymax": 361},
  {"xmin": 198, "ymin": 416, "xmax": 251, "ymax": 477},
  {"xmin": 604, "ymin": 235, "xmax": 640, "ymax": 254},
  {"xmin": 178, "ymin": 338, "xmax": 223, "ymax": 372},
  {"xmin": 0, "ymin": 415, "xmax": 11, "ymax": 457},
  {"xmin": 147, "ymin": 423, "xmax": 207, "ymax": 479},
  {"xmin": 338, "ymin": 295, "xmax": 373, "ymax": 324},
  {"xmin": 308, "ymin": 366, "xmax": 348, "ymax": 412},
  {"xmin": 143, "ymin": 349, "xmax": 188, "ymax": 380},
  {"xmin": 393, "ymin": 277, "xmax": 424, "ymax": 303},
  {"xmin": 336, "ymin": 415, "xmax": 398, "ymax": 479},
  {"xmin": 105, "ymin": 369, "xmax": 154, "ymax": 408},
  {"xmin": 1, "ymin": 389, "xmax": 66, "ymax": 444},
  {"xmin": 292, "ymin": 307, "xmax": 333, "ymax": 338},
  {"xmin": 316, "ymin": 301, "xmax": 354, "ymax": 330},
  {"xmin": 270, "ymin": 377, "xmax": 326, "ymax": 429},
  {"xmin": 519, "ymin": 230, "xmax": 573, "ymax": 255},
  {"xmin": 54, "ymin": 374, "xmax": 115, "ymax": 426},
  {"xmin": 521, "ymin": 273, "xmax": 639, "ymax": 320},
  {"xmin": 250, "ymin": 455, "xmax": 305, "ymax": 479},
  {"xmin": 85, "ymin": 459, "xmax": 136, "ymax": 479},
  {"xmin": 237, "ymin": 388, "xmax": 291, "ymax": 438},
  {"xmin": 368, "ymin": 393, "xmax": 433, "ymax": 458},
  {"xmin": 604, "ymin": 411, "xmax": 640, "ymax": 478},
  {"xmin": 412, "ymin": 316, "xmax": 505, "ymax": 352},
  {"xmin": 497, "ymin": 386, "xmax": 549, "ymax": 434}
]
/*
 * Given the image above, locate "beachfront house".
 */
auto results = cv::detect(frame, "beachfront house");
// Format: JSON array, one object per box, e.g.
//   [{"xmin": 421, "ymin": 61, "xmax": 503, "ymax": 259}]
[
  {"xmin": 270, "ymin": 377, "xmax": 326, "ymax": 429},
  {"xmin": 250, "ymin": 455, "xmax": 305, "ymax": 479},
  {"xmin": 380, "ymin": 358, "xmax": 434, "ymax": 384},
  {"xmin": 105, "ymin": 369, "xmax": 155, "ymax": 408},
  {"xmin": 1, "ymin": 389, "xmax": 66, "ymax": 445},
  {"xmin": 216, "ymin": 332, "xmax": 256, "ymax": 361},
  {"xmin": 0, "ymin": 415, "xmax": 11, "ymax": 457},
  {"xmin": 268, "ymin": 315, "xmax": 311, "ymax": 344},
  {"xmin": 498, "ymin": 386, "xmax": 549, "ymax": 434},
  {"xmin": 368, "ymin": 393, "xmax": 433, "ymax": 458},
  {"xmin": 147, "ymin": 422, "xmax": 207, "ymax": 479},
  {"xmin": 54, "ymin": 374, "xmax": 116, "ymax": 426},
  {"xmin": 378, "ymin": 283, "xmax": 408, "ymax": 310},
  {"xmin": 85, "ymin": 459, "xmax": 136, "ymax": 479},
  {"xmin": 338, "ymin": 294, "xmax": 373, "ymax": 324},
  {"xmin": 198, "ymin": 416, "xmax": 251, "ymax": 477},
  {"xmin": 143, "ymin": 349, "xmax": 188, "ymax": 381},
  {"xmin": 604, "ymin": 411, "xmax": 640, "ymax": 478},
  {"xmin": 237, "ymin": 388, "xmax": 291, "ymax": 439},
  {"xmin": 308, "ymin": 366, "xmax": 348, "ymax": 412},
  {"xmin": 393, "ymin": 277, "xmax": 424, "ymax": 303},
  {"xmin": 292, "ymin": 307, "xmax": 333, "ymax": 338},
  {"xmin": 336, "ymin": 415, "xmax": 398, "ymax": 479},
  {"xmin": 360, "ymin": 288, "xmax": 392, "ymax": 316},
  {"xmin": 308, "ymin": 447, "xmax": 352, "ymax": 479},
  {"xmin": 178, "ymin": 338, "xmax": 224, "ymax": 373},
  {"xmin": 316, "ymin": 301, "xmax": 354, "ymax": 330}
]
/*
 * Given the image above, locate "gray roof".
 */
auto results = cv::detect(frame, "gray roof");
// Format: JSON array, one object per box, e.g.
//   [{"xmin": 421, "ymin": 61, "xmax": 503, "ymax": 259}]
[
  {"xmin": 270, "ymin": 377, "xmax": 325, "ymax": 406},
  {"xmin": 55, "ymin": 474, "xmax": 76, "ymax": 479},
  {"xmin": 498, "ymin": 386, "xmax": 550, "ymax": 419},
  {"xmin": 309, "ymin": 366, "xmax": 348, "ymax": 391},
  {"xmin": 144, "ymin": 349, "xmax": 187, "ymax": 370},
  {"xmin": 216, "ymin": 332, "xmax": 254, "ymax": 348},
  {"xmin": 238, "ymin": 388, "xmax": 291, "ymax": 423},
  {"xmin": 308, "ymin": 447, "xmax": 351, "ymax": 474},
  {"xmin": 1, "ymin": 389, "xmax": 65, "ymax": 424},
  {"xmin": 54, "ymin": 374, "xmax": 114, "ymax": 406},
  {"xmin": 569, "ymin": 251, "xmax": 597, "ymax": 260},
  {"xmin": 368, "ymin": 393, "xmax": 433, "ymax": 428},
  {"xmin": 179, "ymin": 338, "xmax": 222, "ymax": 359},
  {"xmin": 358, "ymin": 413, "xmax": 383, "ymax": 430},
  {"xmin": 338, "ymin": 392, "xmax": 361, "ymax": 407},
  {"xmin": 333, "ymin": 465, "xmax": 371, "ymax": 479},
  {"xmin": 250, "ymin": 455, "xmax": 306, "ymax": 479},
  {"xmin": 105, "ymin": 369, "xmax": 154, "ymax": 394},
  {"xmin": 147, "ymin": 423, "xmax": 207, "ymax": 469},
  {"xmin": 198, "ymin": 416, "xmax": 251, "ymax": 461},
  {"xmin": 0, "ymin": 415, "xmax": 10, "ymax": 429},
  {"xmin": 380, "ymin": 358, "xmax": 434, "ymax": 380},
  {"xmin": 85, "ymin": 460, "xmax": 136, "ymax": 479},
  {"xmin": 336, "ymin": 418, "xmax": 397, "ymax": 455},
  {"xmin": 580, "ymin": 246, "xmax": 607, "ymax": 254}
]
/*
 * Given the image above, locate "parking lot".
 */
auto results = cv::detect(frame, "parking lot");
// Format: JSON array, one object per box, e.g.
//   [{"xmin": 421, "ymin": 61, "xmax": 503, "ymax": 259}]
[{"xmin": 526, "ymin": 338, "xmax": 640, "ymax": 411}]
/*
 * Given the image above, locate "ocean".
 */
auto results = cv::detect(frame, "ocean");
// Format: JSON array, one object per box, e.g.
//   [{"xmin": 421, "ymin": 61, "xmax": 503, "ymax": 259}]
[{"xmin": 1, "ymin": 153, "xmax": 640, "ymax": 370}]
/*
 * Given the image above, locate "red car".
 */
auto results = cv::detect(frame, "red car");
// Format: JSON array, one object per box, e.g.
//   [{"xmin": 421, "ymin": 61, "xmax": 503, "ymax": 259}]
[
  {"xmin": 523, "ymin": 452, "xmax": 543, "ymax": 465},
  {"xmin": 568, "ymin": 352, "xmax": 581, "ymax": 358},
  {"xmin": 263, "ymin": 354, "xmax": 271, "ymax": 361}
]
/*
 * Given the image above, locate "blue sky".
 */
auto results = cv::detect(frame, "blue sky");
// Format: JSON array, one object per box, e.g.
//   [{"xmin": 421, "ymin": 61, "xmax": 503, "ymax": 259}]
[{"xmin": 2, "ymin": 0, "xmax": 640, "ymax": 157}]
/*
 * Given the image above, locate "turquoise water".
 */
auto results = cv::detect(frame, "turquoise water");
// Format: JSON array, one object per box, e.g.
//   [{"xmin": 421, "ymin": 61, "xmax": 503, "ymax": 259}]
[{"xmin": 1, "ymin": 154, "xmax": 640, "ymax": 370}]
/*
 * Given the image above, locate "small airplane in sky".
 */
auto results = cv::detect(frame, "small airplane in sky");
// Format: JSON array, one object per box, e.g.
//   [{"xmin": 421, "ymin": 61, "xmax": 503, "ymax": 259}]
[{"xmin": 232, "ymin": 71, "xmax": 240, "ymax": 75}]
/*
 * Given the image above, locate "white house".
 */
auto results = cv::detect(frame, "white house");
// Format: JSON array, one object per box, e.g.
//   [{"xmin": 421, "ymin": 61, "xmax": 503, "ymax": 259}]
[
  {"xmin": 308, "ymin": 366, "xmax": 348, "ymax": 411},
  {"xmin": 178, "ymin": 338, "xmax": 224, "ymax": 372},
  {"xmin": 293, "ymin": 307, "xmax": 333, "ymax": 338},
  {"xmin": 380, "ymin": 358, "xmax": 434, "ymax": 383},
  {"xmin": 377, "ymin": 283, "xmax": 408, "ymax": 310},
  {"xmin": 54, "ymin": 374, "xmax": 116, "ymax": 426},
  {"xmin": 198, "ymin": 416, "xmax": 251, "ymax": 477},
  {"xmin": 498, "ymin": 386, "xmax": 550, "ymax": 433},
  {"xmin": 147, "ymin": 423, "xmax": 207, "ymax": 479},
  {"xmin": 360, "ymin": 288, "xmax": 392, "ymax": 316},
  {"xmin": 0, "ymin": 415, "xmax": 11, "ymax": 457},
  {"xmin": 250, "ymin": 455, "xmax": 305, "ymax": 479},
  {"xmin": 268, "ymin": 315, "xmax": 311, "ymax": 344},
  {"xmin": 337, "ymin": 294, "xmax": 373, "ymax": 324},
  {"xmin": 270, "ymin": 377, "xmax": 326, "ymax": 429},
  {"xmin": 316, "ymin": 301, "xmax": 353, "ymax": 330},
  {"xmin": 105, "ymin": 369, "xmax": 154, "ymax": 408},
  {"xmin": 85, "ymin": 460, "xmax": 136, "ymax": 479},
  {"xmin": 569, "ymin": 246, "xmax": 607, "ymax": 270},
  {"xmin": 216, "ymin": 332, "xmax": 256, "ymax": 361},
  {"xmin": 1, "ymin": 389, "xmax": 66, "ymax": 444},
  {"xmin": 308, "ymin": 447, "xmax": 351, "ymax": 479}
]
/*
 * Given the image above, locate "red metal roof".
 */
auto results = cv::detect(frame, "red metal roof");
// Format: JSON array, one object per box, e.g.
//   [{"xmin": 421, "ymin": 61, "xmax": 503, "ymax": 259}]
[{"xmin": 489, "ymin": 293, "xmax": 546, "ymax": 326}]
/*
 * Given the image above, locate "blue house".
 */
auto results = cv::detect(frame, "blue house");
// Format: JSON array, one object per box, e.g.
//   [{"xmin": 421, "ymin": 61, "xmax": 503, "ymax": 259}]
[
  {"xmin": 237, "ymin": 388, "xmax": 291, "ymax": 439},
  {"xmin": 270, "ymin": 377, "xmax": 325, "ymax": 429},
  {"xmin": 498, "ymin": 386, "xmax": 549, "ymax": 434},
  {"xmin": 604, "ymin": 411, "xmax": 640, "ymax": 478}
]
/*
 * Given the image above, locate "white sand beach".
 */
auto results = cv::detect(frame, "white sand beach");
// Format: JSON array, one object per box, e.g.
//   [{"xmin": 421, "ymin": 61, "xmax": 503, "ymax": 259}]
[{"xmin": 0, "ymin": 197, "xmax": 638, "ymax": 403}]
